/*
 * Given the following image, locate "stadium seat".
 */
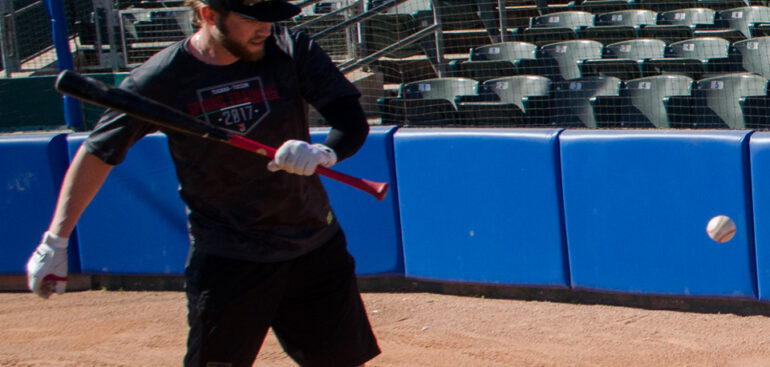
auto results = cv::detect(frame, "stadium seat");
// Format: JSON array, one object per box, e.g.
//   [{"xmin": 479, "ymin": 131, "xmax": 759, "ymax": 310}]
[
  {"xmin": 578, "ymin": 9, "xmax": 658, "ymax": 44},
  {"xmin": 457, "ymin": 75, "xmax": 552, "ymax": 125},
  {"xmin": 594, "ymin": 9, "xmax": 659, "ymax": 27},
  {"xmin": 669, "ymin": 72, "xmax": 768, "ymax": 128},
  {"xmin": 537, "ymin": 39, "xmax": 604, "ymax": 80},
  {"xmin": 513, "ymin": 11, "xmax": 595, "ymax": 45},
  {"xmin": 694, "ymin": 6, "xmax": 770, "ymax": 41},
  {"xmin": 549, "ymin": 75, "xmax": 623, "ymax": 127},
  {"xmin": 722, "ymin": 5, "xmax": 770, "ymax": 38},
  {"xmin": 638, "ymin": 7, "xmax": 715, "ymax": 43},
  {"xmin": 730, "ymin": 36, "xmax": 770, "ymax": 78},
  {"xmin": 595, "ymin": 74, "xmax": 694, "ymax": 128},
  {"xmin": 580, "ymin": 38, "xmax": 666, "ymax": 80},
  {"xmin": 642, "ymin": 37, "xmax": 731, "ymax": 79},
  {"xmin": 628, "ymin": 74, "xmax": 695, "ymax": 128},
  {"xmin": 377, "ymin": 77, "xmax": 479, "ymax": 126},
  {"xmin": 449, "ymin": 41, "xmax": 538, "ymax": 80},
  {"xmin": 656, "ymin": 7, "xmax": 717, "ymax": 27},
  {"xmin": 469, "ymin": 41, "xmax": 539, "ymax": 62},
  {"xmin": 732, "ymin": 37, "xmax": 770, "ymax": 128}
]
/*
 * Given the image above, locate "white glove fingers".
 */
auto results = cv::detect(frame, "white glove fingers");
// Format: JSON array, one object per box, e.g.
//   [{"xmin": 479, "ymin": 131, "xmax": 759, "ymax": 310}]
[
  {"xmin": 301, "ymin": 158, "xmax": 316, "ymax": 176},
  {"xmin": 268, "ymin": 140, "xmax": 336, "ymax": 176},
  {"xmin": 284, "ymin": 146, "xmax": 301, "ymax": 174},
  {"xmin": 27, "ymin": 233, "xmax": 69, "ymax": 299}
]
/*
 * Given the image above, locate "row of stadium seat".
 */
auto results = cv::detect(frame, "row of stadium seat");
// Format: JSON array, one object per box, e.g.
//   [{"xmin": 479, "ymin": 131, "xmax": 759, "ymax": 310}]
[
  {"xmin": 361, "ymin": 5, "xmax": 770, "ymax": 58},
  {"xmin": 381, "ymin": 0, "xmax": 770, "ymax": 29},
  {"xmin": 446, "ymin": 36, "xmax": 770, "ymax": 82},
  {"xmin": 366, "ymin": 6, "xmax": 770, "ymax": 57},
  {"xmin": 377, "ymin": 72, "xmax": 770, "ymax": 128},
  {"xmin": 511, "ymin": 6, "xmax": 770, "ymax": 45}
]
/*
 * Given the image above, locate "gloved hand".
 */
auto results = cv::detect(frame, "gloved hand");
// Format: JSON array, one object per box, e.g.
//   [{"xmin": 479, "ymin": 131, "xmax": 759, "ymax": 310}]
[
  {"xmin": 267, "ymin": 140, "xmax": 337, "ymax": 176},
  {"xmin": 26, "ymin": 232, "xmax": 69, "ymax": 299}
]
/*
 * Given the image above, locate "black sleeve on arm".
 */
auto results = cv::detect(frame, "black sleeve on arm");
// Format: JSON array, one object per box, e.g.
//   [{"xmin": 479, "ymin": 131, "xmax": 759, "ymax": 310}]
[{"xmin": 317, "ymin": 95, "xmax": 370, "ymax": 162}]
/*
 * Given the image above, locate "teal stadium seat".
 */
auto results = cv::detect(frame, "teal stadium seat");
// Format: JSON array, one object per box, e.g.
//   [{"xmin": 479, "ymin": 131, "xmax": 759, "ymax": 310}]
[
  {"xmin": 550, "ymin": 75, "xmax": 622, "ymax": 127},
  {"xmin": 642, "ymin": 37, "xmax": 731, "ymax": 79},
  {"xmin": 579, "ymin": 9, "xmax": 657, "ymax": 45},
  {"xmin": 514, "ymin": 11, "xmax": 595, "ymax": 45},
  {"xmin": 730, "ymin": 36, "xmax": 770, "ymax": 78},
  {"xmin": 594, "ymin": 74, "xmax": 694, "ymax": 128},
  {"xmin": 639, "ymin": 7, "xmax": 715, "ymax": 43},
  {"xmin": 580, "ymin": 38, "xmax": 666, "ymax": 80},
  {"xmin": 449, "ymin": 41, "xmax": 538, "ymax": 81},
  {"xmin": 456, "ymin": 75, "xmax": 552, "ymax": 125},
  {"xmin": 669, "ymin": 72, "xmax": 767, "ymax": 128},
  {"xmin": 694, "ymin": 6, "xmax": 770, "ymax": 42},
  {"xmin": 378, "ymin": 77, "xmax": 479, "ymax": 126},
  {"xmin": 538, "ymin": 39, "xmax": 604, "ymax": 80}
]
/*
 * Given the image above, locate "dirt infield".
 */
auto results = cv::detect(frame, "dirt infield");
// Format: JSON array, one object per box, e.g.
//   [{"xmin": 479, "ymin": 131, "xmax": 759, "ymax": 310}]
[{"xmin": 2, "ymin": 280, "xmax": 770, "ymax": 367}]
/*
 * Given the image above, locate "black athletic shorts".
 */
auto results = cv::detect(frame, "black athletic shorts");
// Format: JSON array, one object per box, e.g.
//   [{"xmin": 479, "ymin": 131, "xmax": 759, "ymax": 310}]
[{"xmin": 184, "ymin": 229, "xmax": 381, "ymax": 367}]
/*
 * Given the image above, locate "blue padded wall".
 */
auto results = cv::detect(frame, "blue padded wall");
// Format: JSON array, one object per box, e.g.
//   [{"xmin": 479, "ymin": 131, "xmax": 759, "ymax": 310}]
[
  {"xmin": 67, "ymin": 133, "xmax": 189, "ymax": 274},
  {"xmin": 394, "ymin": 128, "xmax": 569, "ymax": 286},
  {"xmin": 749, "ymin": 133, "xmax": 770, "ymax": 301},
  {"xmin": 0, "ymin": 133, "xmax": 78, "ymax": 273},
  {"xmin": 311, "ymin": 125, "xmax": 403, "ymax": 275},
  {"xmin": 561, "ymin": 130, "xmax": 756, "ymax": 299}
]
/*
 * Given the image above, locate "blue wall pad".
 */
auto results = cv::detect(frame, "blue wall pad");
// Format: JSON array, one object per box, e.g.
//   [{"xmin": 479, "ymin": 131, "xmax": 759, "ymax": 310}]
[
  {"xmin": 749, "ymin": 133, "xmax": 770, "ymax": 301},
  {"xmin": 394, "ymin": 128, "xmax": 569, "ymax": 286},
  {"xmin": 0, "ymin": 133, "xmax": 76, "ymax": 273},
  {"xmin": 311, "ymin": 125, "xmax": 403, "ymax": 275},
  {"xmin": 67, "ymin": 133, "xmax": 189, "ymax": 274},
  {"xmin": 561, "ymin": 130, "xmax": 756, "ymax": 299}
]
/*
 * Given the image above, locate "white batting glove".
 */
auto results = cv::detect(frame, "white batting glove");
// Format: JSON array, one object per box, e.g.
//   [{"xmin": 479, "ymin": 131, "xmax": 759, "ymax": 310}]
[
  {"xmin": 267, "ymin": 140, "xmax": 337, "ymax": 176},
  {"xmin": 26, "ymin": 232, "xmax": 69, "ymax": 299}
]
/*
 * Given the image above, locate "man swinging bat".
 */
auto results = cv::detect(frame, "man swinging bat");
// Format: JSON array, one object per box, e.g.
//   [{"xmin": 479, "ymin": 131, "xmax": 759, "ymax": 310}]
[{"xmin": 25, "ymin": 0, "xmax": 381, "ymax": 365}]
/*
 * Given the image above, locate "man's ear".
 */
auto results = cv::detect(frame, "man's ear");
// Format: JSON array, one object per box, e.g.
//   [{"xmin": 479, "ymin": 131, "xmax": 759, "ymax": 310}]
[{"xmin": 199, "ymin": 5, "xmax": 218, "ymax": 25}]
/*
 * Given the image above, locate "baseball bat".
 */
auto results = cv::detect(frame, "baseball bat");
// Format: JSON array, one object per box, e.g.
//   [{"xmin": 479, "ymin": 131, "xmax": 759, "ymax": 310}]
[{"xmin": 54, "ymin": 70, "xmax": 388, "ymax": 201}]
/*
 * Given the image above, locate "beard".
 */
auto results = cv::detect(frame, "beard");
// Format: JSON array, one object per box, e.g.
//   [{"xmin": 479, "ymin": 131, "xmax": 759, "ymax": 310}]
[{"xmin": 213, "ymin": 16, "xmax": 266, "ymax": 62}]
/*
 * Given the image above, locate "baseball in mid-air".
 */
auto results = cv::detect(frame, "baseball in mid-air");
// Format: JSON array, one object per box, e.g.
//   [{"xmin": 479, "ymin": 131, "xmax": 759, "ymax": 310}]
[{"xmin": 706, "ymin": 215, "xmax": 736, "ymax": 243}]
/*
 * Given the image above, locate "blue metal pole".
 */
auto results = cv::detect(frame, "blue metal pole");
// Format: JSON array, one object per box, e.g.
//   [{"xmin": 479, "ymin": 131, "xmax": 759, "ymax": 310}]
[{"xmin": 43, "ymin": 0, "xmax": 83, "ymax": 128}]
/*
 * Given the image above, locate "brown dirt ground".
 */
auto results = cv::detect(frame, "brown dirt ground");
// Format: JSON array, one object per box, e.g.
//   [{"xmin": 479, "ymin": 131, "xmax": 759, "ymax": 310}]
[{"xmin": 2, "ymin": 279, "xmax": 770, "ymax": 367}]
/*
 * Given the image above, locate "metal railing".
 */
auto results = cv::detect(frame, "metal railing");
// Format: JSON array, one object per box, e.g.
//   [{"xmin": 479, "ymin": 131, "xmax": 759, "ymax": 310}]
[{"xmin": 291, "ymin": 0, "xmax": 446, "ymax": 76}]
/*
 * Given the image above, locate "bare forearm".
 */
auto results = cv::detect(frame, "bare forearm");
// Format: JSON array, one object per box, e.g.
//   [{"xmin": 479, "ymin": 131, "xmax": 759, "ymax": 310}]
[{"xmin": 47, "ymin": 146, "xmax": 113, "ymax": 238}]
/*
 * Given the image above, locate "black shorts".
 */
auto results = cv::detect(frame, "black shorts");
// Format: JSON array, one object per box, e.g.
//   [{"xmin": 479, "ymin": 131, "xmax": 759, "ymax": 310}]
[{"xmin": 184, "ymin": 230, "xmax": 380, "ymax": 367}]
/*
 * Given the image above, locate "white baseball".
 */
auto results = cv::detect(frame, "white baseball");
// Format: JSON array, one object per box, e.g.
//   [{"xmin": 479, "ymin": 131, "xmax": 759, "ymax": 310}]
[{"xmin": 706, "ymin": 215, "xmax": 736, "ymax": 243}]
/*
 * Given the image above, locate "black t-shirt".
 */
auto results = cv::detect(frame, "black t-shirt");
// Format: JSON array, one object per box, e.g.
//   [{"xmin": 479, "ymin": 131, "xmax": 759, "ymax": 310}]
[{"xmin": 84, "ymin": 25, "xmax": 361, "ymax": 262}]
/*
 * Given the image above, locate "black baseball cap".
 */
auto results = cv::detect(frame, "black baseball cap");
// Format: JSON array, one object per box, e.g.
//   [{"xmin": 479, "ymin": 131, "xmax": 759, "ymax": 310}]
[{"xmin": 203, "ymin": 0, "xmax": 301, "ymax": 22}]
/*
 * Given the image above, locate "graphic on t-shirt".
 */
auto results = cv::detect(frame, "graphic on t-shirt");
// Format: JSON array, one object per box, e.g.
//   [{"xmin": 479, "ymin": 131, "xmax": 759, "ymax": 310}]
[{"xmin": 188, "ymin": 77, "xmax": 279, "ymax": 134}]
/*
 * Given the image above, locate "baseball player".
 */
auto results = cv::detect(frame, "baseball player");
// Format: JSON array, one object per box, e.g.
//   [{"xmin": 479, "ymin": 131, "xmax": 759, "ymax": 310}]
[{"xmin": 25, "ymin": 0, "xmax": 381, "ymax": 365}]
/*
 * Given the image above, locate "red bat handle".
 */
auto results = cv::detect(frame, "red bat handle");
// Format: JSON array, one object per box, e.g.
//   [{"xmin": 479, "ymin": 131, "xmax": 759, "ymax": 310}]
[{"xmin": 228, "ymin": 135, "xmax": 389, "ymax": 201}]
